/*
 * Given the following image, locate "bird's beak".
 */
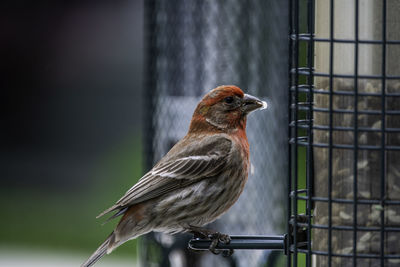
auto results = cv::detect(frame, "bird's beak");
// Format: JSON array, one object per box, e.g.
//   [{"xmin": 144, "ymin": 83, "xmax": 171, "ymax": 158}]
[{"xmin": 242, "ymin": 94, "xmax": 268, "ymax": 114}]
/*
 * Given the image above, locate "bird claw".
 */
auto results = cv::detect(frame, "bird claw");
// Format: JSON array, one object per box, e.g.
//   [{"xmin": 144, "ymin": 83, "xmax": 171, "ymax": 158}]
[
  {"xmin": 207, "ymin": 232, "xmax": 233, "ymax": 257},
  {"xmin": 187, "ymin": 227, "xmax": 234, "ymax": 257},
  {"xmin": 208, "ymin": 232, "xmax": 231, "ymax": 244},
  {"xmin": 222, "ymin": 248, "xmax": 234, "ymax": 257}
]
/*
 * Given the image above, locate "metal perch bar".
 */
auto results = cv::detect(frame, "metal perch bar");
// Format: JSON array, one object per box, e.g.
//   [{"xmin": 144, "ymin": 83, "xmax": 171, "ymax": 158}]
[{"xmin": 188, "ymin": 235, "xmax": 287, "ymax": 251}]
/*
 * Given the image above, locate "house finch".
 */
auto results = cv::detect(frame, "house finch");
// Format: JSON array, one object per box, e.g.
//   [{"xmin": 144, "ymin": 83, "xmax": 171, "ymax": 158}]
[{"xmin": 82, "ymin": 85, "xmax": 267, "ymax": 267}]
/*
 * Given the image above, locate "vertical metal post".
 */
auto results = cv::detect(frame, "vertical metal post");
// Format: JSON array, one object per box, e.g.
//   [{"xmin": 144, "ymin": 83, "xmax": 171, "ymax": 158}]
[
  {"xmin": 380, "ymin": 1, "xmax": 387, "ymax": 266},
  {"xmin": 352, "ymin": 0, "xmax": 359, "ymax": 266},
  {"xmin": 287, "ymin": 0, "xmax": 293, "ymax": 266},
  {"xmin": 143, "ymin": 0, "xmax": 156, "ymax": 173},
  {"xmin": 306, "ymin": 0, "xmax": 314, "ymax": 265},
  {"xmin": 141, "ymin": 1, "xmax": 158, "ymax": 266},
  {"xmin": 293, "ymin": 0, "xmax": 300, "ymax": 265},
  {"xmin": 327, "ymin": 1, "xmax": 334, "ymax": 266}
]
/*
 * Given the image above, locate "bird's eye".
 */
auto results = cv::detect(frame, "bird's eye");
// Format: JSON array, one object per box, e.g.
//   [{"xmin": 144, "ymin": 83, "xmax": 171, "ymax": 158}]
[{"xmin": 224, "ymin": 96, "xmax": 234, "ymax": 104}]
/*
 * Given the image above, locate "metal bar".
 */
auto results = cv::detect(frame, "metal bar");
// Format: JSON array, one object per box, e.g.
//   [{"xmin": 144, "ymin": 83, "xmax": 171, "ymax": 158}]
[
  {"xmin": 290, "ymin": 35, "xmax": 400, "ymax": 45},
  {"xmin": 290, "ymin": 86, "xmax": 400, "ymax": 96},
  {"xmin": 143, "ymin": 0, "xmax": 157, "ymax": 172},
  {"xmin": 293, "ymin": 0, "xmax": 300, "ymax": 265},
  {"xmin": 289, "ymin": 141, "xmax": 400, "ymax": 151},
  {"xmin": 306, "ymin": 0, "xmax": 314, "ymax": 266},
  {"xmin": 188, "ymin": 235, "xmax": 286, "ymax": 251},
  {"xmin": 380, "ymin": 1, "xmax": 387, "ymax": 266},
  {"xmin": 292, "ymin": 124, "xmax": 400, "ymax": 133},
  {"xmin": 291, "ymin": 69, "xmax": 400, "ymax": 79},
  {"xmin": 293, "ymin": 223, "xmax": 400, "ymax": 232},
  {"xmin": 353, "ymin": 0, "xmax": 359, "ymax": 265},
  {"xmin": 297, "ymin": 249, "xmax": 400, "ymax": 259},
  {"xmin": 312, "ymin": 107, "xmax": 400, "ymax": 115},
  {"xmin": 287, "ymin": 0, "xmax": 293, "ymax": 266},
  {"xmin": 328, "ymin": 0, "xmax": 334, "ymax": 265},
  {"xmin": 296, "ymin": 195, "xmax": 400, "ymax": 205}
]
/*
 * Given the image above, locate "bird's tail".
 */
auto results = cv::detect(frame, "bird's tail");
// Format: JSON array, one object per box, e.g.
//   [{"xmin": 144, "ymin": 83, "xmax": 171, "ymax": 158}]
[{"xmin": 81, "ymin": 232, "xmax": 115, "ymax": 267}]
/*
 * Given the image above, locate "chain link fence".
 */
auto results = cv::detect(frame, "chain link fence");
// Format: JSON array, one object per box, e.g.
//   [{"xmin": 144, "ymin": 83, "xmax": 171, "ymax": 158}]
[{"xmin": 143, "ymin": 0, "xmax": 289, "ymax": 266}]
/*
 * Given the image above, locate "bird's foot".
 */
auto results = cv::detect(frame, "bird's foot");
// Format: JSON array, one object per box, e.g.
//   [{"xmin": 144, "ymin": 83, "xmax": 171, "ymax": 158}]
[
  {"xmin": 187, "ymin": 226, "xmax": 234, "ymax": 257},
  {"xmin": 207, "ymin": 232, "xmax": 233, "ymax": 257}
]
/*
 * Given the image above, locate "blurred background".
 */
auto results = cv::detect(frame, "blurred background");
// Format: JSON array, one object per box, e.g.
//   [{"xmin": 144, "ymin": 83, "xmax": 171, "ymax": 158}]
[
  {"xmin": 142, "ymin": 1, "xmax": 288, "ymax": 267},
  {"xmin": 1, "ymin": 0, "xmax": 289, "ymax": 266},
  {"xmin": 1, "ymin": 0, "xmax": 143, "ymax": 265}
]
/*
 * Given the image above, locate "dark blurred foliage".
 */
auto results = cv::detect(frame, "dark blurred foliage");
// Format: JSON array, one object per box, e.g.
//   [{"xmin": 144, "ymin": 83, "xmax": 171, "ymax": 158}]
[{"xmin": 0, "ymin": 0, "xmax": 144, "ymax": 258}]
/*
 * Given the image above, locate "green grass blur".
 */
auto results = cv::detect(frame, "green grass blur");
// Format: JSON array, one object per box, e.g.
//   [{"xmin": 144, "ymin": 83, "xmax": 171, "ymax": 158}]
[{"xmin": 0, "ymin": 135, "xmax": 143, "ymax": 260}]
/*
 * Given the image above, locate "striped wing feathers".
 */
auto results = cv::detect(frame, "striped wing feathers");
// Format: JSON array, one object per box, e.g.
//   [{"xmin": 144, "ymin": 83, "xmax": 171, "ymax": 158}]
[{"xmin": 97, "ymin": 136, "xmax": 232, "ymax": 219}]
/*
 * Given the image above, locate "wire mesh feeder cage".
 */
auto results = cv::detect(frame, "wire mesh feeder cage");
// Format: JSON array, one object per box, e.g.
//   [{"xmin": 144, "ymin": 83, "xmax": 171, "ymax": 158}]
[
  {"xmin": 143, "ymin": 0, "xmax": 289, "ymax": 266},
  {"xmin": 289, "ymin": 0, "xmax": 400, "ymax": 266}
]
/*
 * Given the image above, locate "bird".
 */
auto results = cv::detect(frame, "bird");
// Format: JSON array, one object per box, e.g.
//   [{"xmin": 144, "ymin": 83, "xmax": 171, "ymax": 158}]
[{"xmin": 81, "ymin": 85, "xmax": 267, "ymax": 267}]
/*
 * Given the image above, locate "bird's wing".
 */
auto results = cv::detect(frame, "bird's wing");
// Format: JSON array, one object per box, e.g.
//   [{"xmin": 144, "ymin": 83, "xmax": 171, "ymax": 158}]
[{"xmin": 97, "ymin": 135, "xmax": 232, "ymax": 219}]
